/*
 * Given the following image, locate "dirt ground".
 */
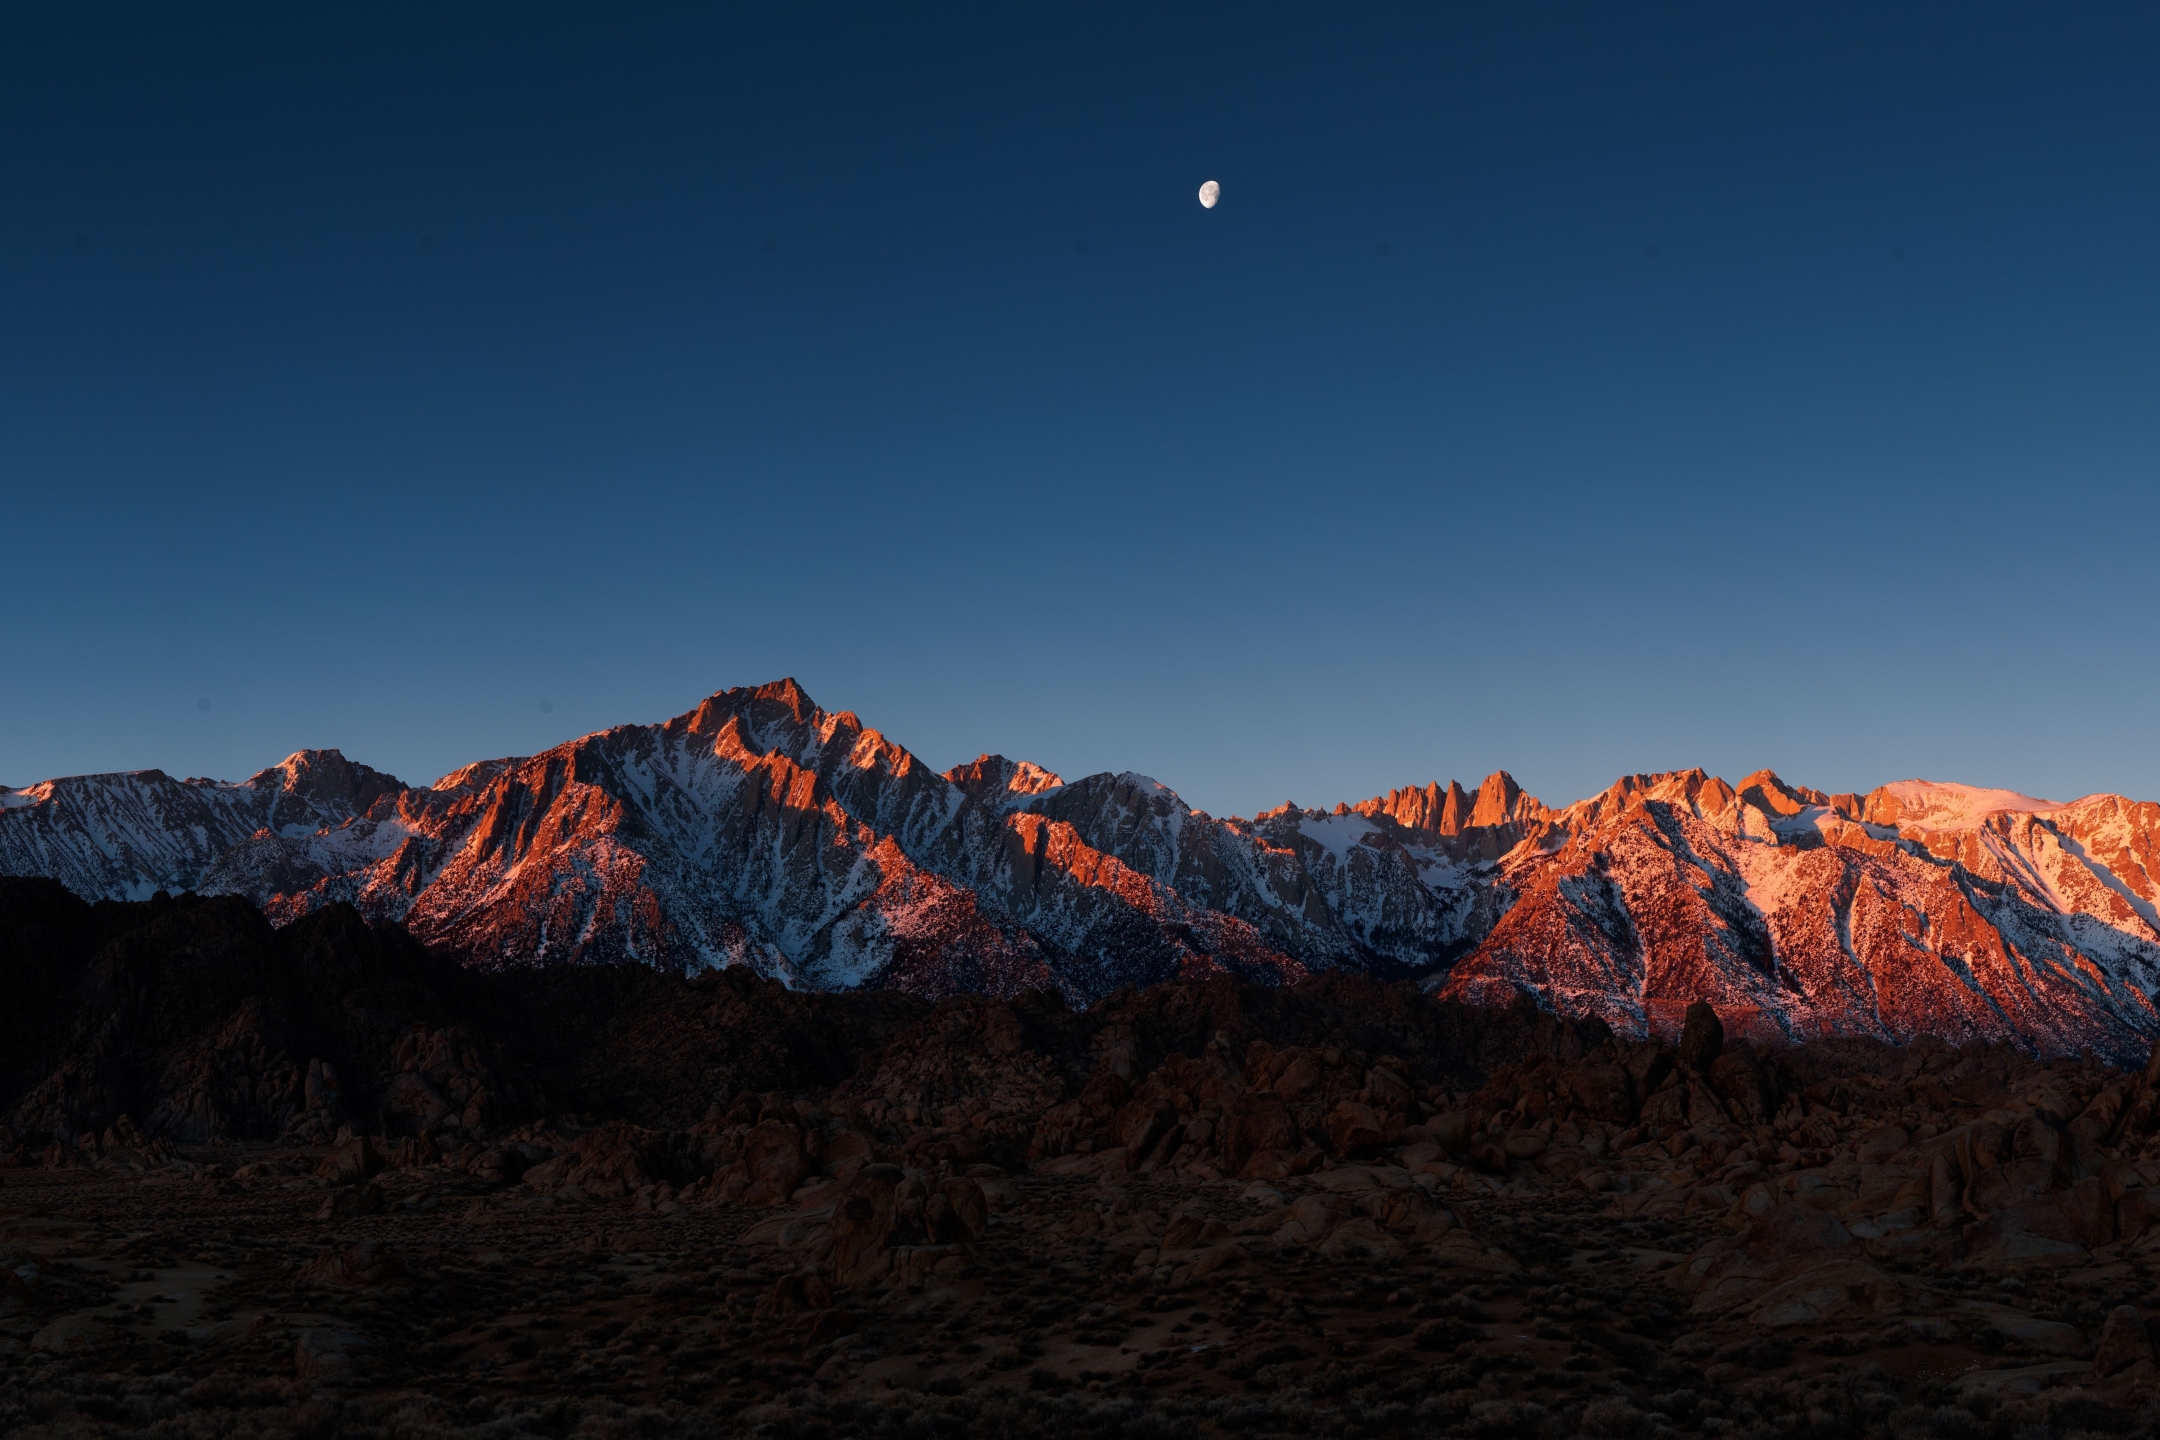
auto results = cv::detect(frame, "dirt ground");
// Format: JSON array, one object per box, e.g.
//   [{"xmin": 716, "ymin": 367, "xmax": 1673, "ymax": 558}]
[{"xmin": 6, "ymin": 1143, "xmax": 2159, "ymax": 1440}]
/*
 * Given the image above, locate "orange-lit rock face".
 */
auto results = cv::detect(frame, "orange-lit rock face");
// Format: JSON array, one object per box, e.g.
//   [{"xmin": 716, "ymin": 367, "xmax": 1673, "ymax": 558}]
[
  {"xmin": 0, "ymin": 680, "xmax": 1331, "ymax": 1004},
  {"xmin": 5, "ymin": 685, "xmax": 2160, "ymax": 1057},
  {"xmin": 1351, "ymin": 771, "xmax": 1554, "ymax": 865},
  {"xmin": 1435, "ymin": 772, "xmax": 2160, "ymax": 1062}
]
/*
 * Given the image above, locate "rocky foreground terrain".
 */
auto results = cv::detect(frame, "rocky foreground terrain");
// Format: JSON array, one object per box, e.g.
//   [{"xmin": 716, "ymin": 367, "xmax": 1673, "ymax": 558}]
[{"xmin": 8, "ymin": 882, "xmax": 2160, "ymax": 1437}]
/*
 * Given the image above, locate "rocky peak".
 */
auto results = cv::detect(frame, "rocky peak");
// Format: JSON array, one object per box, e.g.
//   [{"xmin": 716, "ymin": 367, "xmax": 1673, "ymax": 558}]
[
  {"xmin": 250, "ymin": 749, "xmax": 407, "ymax": 817},
  {"xmin": 1861, "ymin": 779, "xmax": 2062, "ymax": 833},
  {"xmin": 942, "ymin": 755, "xmax": 1065, "ymax": 811},
  {"xmin": 428, "ymin": 758, "xmax": 525, "ymax": 794},
  {"xmin": 1344, "ymin": 772, "xmax": 1552, "ymax": 866},
  {"xmin": 1468, "ymin": 771, "xmax": 1527, "ymax": 829},
  {"xmin": 752, "ymin": 676, "xmax": 817, "ymax": 718},
  {"xmin": 1559, "ymin": 769, "xmax": 1735, "ymax": 831},
  {"xmin": 1735, "ymin": 770, "xmax": 1819, "ymax": 819},
  {"xmin": 1352, "ymin": 779, "xmax": 1475, "ymax": 835},
  {"xmin": 675, "ymin": 678, "xmax": 836, "ymax": 760}
]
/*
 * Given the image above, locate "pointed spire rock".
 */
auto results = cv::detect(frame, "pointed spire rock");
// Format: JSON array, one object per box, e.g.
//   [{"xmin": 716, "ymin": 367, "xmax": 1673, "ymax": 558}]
[
  {"xmin": 1679, "ymin": 1002, "xmax": 1724, "ymax": 1071},
  {"xmin": 1470, "ymin": 771, "xmax": 1523, "ymax": 829},
  {"xmin": 750, "ymin": 677, "xmax": 817, "ymax": 718},
  {"xmin": 1439, "ymin": 780, "xmax": 1473, "ymax": 834}
]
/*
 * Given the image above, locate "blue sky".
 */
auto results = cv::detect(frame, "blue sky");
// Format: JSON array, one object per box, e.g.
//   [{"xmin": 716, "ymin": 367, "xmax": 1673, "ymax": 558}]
[{"xmin": 4, "ymin": 4, "xmax": 2157, "ymax": 816}]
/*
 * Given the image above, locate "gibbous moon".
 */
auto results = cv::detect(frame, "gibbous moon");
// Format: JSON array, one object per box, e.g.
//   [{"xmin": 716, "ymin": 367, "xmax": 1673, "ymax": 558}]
[{"xmin": 1198, "ymin": 179, "xmax": 1220, "ymax": 209}]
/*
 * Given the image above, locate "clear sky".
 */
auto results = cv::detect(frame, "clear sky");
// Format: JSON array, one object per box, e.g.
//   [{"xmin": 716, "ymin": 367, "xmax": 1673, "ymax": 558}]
[{"xmin": 4, "ymin": 5, "xmax": 2157, "ymax": 818}]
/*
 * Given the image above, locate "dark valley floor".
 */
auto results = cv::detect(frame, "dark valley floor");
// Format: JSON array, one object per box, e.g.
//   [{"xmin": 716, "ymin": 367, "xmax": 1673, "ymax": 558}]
[{"xmin": 4, "ymin": 883, "xmax": 2160, "ymax": 1438}]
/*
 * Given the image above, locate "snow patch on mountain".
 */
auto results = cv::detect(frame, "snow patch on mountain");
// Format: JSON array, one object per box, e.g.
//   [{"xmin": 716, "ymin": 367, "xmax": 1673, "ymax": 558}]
[
  {"xmin": 1296, "ymin": 813, "xmax": 1381, "ymax": 868},
  {"xmin": 1878, "ymin": 780, "xmax": 2061, "ymax": 830}
]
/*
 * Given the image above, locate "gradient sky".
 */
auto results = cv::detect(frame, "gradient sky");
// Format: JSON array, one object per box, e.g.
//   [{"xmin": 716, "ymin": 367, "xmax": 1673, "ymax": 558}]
[{"xmin": 5, "ymin": 4, "xmax": 2158, "ymax": 818}]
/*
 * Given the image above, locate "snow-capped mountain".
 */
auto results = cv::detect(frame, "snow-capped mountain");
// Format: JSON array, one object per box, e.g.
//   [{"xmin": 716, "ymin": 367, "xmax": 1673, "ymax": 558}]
[
  {"xmin": 5, "ymin": 679, "xmax": 2158, "ymax": 1058},
  {"xmin": 1435, "ymin": 768, "xmax": 2160, "ymax": 1061},
  {"xmin": 0, "ymin": 749, "xmax": 406, "ymax": 904}
]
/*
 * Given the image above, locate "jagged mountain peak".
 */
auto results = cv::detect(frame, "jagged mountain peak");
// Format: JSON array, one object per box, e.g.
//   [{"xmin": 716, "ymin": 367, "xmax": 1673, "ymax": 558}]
[
  {"xmin": 942, "ymin": 755, "xmax": 1065, "ymax": 811},
  {"xmin": 1349, "ymin": 771, "xmax": 1543, "ymax": 841},
  {"xmin": 746, "ymin": 675, "xmax": 818, "ymax": 715},
  {"xmin": 1350, "ymin": 779, "xmax": 1473, "ymax": 834},
  {"xmin": 1733, "ymin": 769, "xmax": 1827, "ymax": 817},
  {"xmin": 430, "ymin": 758, "xmax": 525, "ymax": 793},
  {"xmin": 663, "ymin": 678, "xmax": 887, "ymax": 762},
  {"xmin": 1554, "ymin": 768, "xmax": 1737, "ymax": 830},
  {"xmin": 245, "ymin": 749, "xmax": 407, "ymax": 815},
  {"xmin": 1469, "ymin": 770, "xmax": 1533, "ymax": 827}
]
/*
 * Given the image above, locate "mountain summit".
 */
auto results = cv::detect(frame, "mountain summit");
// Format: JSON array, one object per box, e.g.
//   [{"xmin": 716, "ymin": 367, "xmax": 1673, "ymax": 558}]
[{"xmin": 5, "ymin": 682, "xmax": 2157, "ymax": 1059}]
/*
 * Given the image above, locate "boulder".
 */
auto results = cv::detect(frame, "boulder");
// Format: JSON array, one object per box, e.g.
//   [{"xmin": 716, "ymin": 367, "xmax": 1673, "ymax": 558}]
[
  {"xmin": 315, "ymin": 1135, "xmax": 385, "ymax": 1186},
  {"xmin": 1626, "ymin": 1045, "xmax": 1675, "ymax": 1109},
  {"xmin": 1503, "ymin": 1130, "xmax": 1548, "ymax": 1160},
  {"xmin": 827, "ymin": 1169, "xmax": 908, "ymax": 1286},
  {"xmin": 315, "ymin": 1182, "xmax": 385, "ymax": 1220},
  {"xmin": 1323, "ymin": 1101, "xmax": 1384, "ymax": 1157},
  {"xmin": 2118, "ymin": 1187, "xmax": 2160, "ymax": 1244},
  {"xmin": 1158, "ymin": 1212, "xmax": 1231, "ymax": 1255},
  {"xmin": 825, "ymin": 1165, "xmax": 984, "ymax": 1289},
  {"xmin": 1365, "ymin": 1063, "xmax": 1415, "ymax": 1110},
  {"xmin": 1679, "ymin": 1003, "xmax": 1724, "ymax": 1071},
  {"xmin": 1317, "ymin": 1216, "xmax": 1407, "ymax": 1262},
  {"xmin": 0, "ymin": 1267, "xmax": 41, "ymax": 1318},
  {"xmin": 1967, "ymin": 1157, "xmax": 2057, "ymax": 1213},
  {"xmin": 300, "ymin": 1241, "xmax": 407, "ymax": 1289},
  {"xmin": 806, "ymin": 1307, "xmax": 858, "ymax": 1347},
  {"xmin": 468, "ymin": 1145, "xmax": 533, "ymax": 1185},
  {"xmin": 821, "ymin": 1130, "xmax": 875, "ymax": 1178},
  {"xmin": 293, "ymin": 1327, "xmax": 373, "ymax": 1380},
  {"xmin": 1675, "ymin": 1204, "xmax": 1878, "ymax": 1318},
  {"xmin": 1271, "ymin": 1053, "xmax": 1322, "ymax": 1100},
  {"xmin": 1112, "ymin": 1099, "xmax": 1180, "ymax": 1166},
  {"xmin": 1707, "ymin": 1051, "xmax": 1768, "ymax": 1121},
  {"xmin": 1854, "ymin": 1124, "xmax": 1909, "ymax": 1165},
  {"xmin": 1742, "ymin": 1257, "xmax": 1906, "ymax": 1327},
  {"xmin": 2010, "ymin": 1112, "xmax": 2069, "ymax": 1180},
  {"xmin": 2094, "ymin": 1304, "xmax": 2153, "ymax": 1376},
  {"xmin": 1219, "ymin": 1093, "xmax": 1298, "ymax": 1178},
  {"xmin": 938, "ymin": 1176, "xmax": 990, "ymax": 1238},
  {"xmin": 1277, "ymin": 1193, "xmax": 1352, "ymax": 1244},
  {"xmin": 1961, "ymin": 1176, "xmax": 2117, "ymax": 1264},
  {"xmin": 525, "ymin": 1124, "xmax": 718, "ymax": 1201},
  {"xmin": 1928, "ymin": 1150, "xmax": 1964, "ymax": 1228},
  {"xmin": 741, "ymin": 1120, "xmax": 812, "ymax": 1206},
  {"xmin": 1425, "ymin": 1112, "xmax": 1473, "ymax": 1153},
  {"xmin": 1562, "ymin": 1065, "xmax": 1634, "ymax": 1123},
  {"xmin": 756, "ymin": 1271, "xmax": 834, "ymax": 1318},
  {"xmin": 980, "ymin": 1004, "xmax": 1023, "ymax": 1056}
]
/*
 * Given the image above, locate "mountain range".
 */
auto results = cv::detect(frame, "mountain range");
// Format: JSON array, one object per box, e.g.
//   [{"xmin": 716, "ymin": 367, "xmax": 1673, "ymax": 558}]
[{"xmin": 6, "ymin": 679, "xmax": 2158, "ymax": 1059}]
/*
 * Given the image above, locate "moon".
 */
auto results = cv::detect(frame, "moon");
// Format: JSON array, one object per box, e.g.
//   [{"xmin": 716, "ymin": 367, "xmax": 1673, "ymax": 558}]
[{"xmin": 1198, "ymin": 179, "xmax": 1220, "ymax": 209}]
